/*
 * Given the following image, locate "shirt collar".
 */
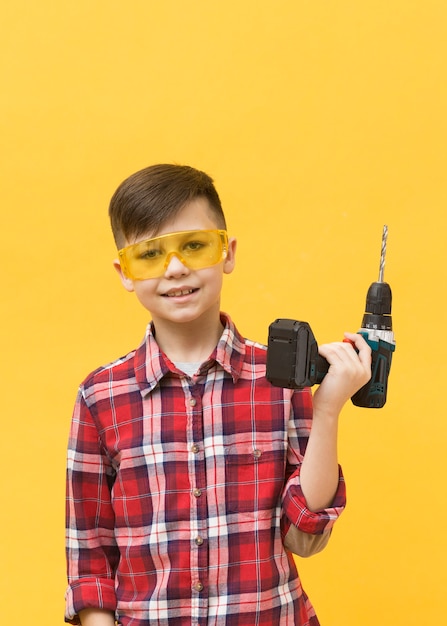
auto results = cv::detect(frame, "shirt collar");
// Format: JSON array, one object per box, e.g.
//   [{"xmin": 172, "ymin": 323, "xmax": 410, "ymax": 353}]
[{"xmin": 134, "ymin": 313, "xmax": 247, "ymax": 395}]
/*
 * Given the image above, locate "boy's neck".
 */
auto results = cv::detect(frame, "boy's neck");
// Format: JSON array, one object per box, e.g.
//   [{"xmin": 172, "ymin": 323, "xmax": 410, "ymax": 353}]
[{"xmin": 151, "ymin": 315, "xmax": 224, "ymax": 364}]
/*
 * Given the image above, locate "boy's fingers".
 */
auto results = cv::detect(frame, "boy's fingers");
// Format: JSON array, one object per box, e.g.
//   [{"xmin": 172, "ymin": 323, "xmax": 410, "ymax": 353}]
[
  {"xmin": 343, "ymin": 332, "xmax": 372, "ymax": 367},
  {"xmin": 319, "ymin": 334, "xmax": 372, "ymax": 375},
  {"xmin": 319, "ymin": 337, "xmax": 359, "ymax": 359}
]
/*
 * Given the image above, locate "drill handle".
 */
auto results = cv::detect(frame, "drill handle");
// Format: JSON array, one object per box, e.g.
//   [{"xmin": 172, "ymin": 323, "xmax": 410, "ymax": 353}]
[{"xmin": 351, "ymin": 332, "xmax": 395, "ymax": 408}]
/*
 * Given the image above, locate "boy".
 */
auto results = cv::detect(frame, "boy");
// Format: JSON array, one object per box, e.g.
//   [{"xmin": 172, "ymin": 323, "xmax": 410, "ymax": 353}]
[{"xmin": 65, "ymin": 164, "xmax": 371, "ymax": 626}]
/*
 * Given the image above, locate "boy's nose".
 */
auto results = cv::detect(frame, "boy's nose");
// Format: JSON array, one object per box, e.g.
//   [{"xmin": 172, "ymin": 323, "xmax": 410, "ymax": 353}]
[{"xmin": 163, "ymin": 252, "xmax": 190, "ymax": 277}]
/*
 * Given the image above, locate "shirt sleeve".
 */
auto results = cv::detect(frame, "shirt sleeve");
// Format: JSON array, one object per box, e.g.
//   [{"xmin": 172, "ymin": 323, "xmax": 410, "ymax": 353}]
[
  {"xmin": 65, "ymin": 387, "xmax": 119, "ymax": 624},
  {"xmin": 281, "ymin": 388, "xmax": 346, "ymax": 537}
]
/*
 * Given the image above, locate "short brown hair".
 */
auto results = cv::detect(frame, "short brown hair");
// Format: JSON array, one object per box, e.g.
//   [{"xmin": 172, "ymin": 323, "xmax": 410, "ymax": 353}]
[{"xmin": 109, "ymin": 164, "xmax": 226, "ymax": 248}]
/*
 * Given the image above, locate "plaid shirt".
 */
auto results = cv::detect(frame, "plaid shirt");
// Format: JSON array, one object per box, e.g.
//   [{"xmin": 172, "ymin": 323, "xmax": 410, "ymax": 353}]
[{"xmin": 65, "ymin": 314, "xmax": 346, "ymax": 626}]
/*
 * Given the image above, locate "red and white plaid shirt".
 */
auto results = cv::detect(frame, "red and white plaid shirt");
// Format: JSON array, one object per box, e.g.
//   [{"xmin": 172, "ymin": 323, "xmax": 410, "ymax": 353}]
[{"xmin": 65, "ymin": 314, "xmax": 346, "ymax": 625}]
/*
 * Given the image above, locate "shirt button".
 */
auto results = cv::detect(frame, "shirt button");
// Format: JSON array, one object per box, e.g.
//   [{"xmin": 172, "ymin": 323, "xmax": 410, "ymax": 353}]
[
  {"xmin": 189, "ymin": 398, "xmax": 197, "ymax": 407},
  {"xmin": 195, "ymin": 536, "xmax": 204, "ymax": 546},
  {"xmin": 193, "ymin": 488, "xmax": 202, "ymax": 498},
  {"xmin": 194, "ymin": 581, "xmax": 204, "ymax": 592},
  {"xmin": 191, "ymin": 444, "xmax": 200, "ymax": 454},
  {"xmin": 253, "ymin": 448, "xmax": 262, "ymax": 459}
]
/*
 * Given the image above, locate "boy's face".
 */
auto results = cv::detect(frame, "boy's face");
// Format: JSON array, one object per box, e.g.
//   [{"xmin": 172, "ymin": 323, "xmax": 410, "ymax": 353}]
[{"xmin": 113, "ymin": 197, "xmax": 237, "ymax": 328}]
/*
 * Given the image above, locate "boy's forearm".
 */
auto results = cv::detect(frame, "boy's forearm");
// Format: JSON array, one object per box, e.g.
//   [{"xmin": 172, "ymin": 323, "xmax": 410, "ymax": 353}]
[
  {"xmin": 79, "ymin": 608, "xmax": 116, "ymax": 626},
  {"xmin": 299, "ymin": 409, "xmax": 340, "ymax": 512}
]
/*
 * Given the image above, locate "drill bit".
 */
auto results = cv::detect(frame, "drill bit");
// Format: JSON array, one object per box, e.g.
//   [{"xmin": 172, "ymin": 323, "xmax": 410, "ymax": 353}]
[{"xmin": 378, "ymin": 224, "xmax": 388, "ymax": 282}]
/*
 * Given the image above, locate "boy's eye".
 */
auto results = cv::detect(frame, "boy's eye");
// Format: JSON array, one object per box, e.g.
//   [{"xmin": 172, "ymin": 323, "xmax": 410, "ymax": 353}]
[
  {"xmin": 139, "ymin": 247, "xmax": 163, "ymax": 261},
  {"xmin": 183, "ymin": 240, "xmax": 206, "ymax": 253}
]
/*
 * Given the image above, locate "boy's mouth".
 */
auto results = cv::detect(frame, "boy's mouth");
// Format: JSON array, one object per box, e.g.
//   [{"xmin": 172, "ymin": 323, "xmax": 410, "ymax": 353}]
[{"xmin": 162, "ymin": 288, "xmax": 198, "ymax": 298}]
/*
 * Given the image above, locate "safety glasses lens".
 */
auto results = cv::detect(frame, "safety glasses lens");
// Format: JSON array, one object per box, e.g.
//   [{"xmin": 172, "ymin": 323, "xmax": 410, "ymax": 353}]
[{"xmin": 119, "ymin": 230, "xmax": 228, "ymax": 280}]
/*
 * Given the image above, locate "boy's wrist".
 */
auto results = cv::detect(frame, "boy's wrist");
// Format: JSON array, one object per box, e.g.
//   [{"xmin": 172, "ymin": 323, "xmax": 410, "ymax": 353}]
[
  {"xmin": 78, "ymin": 608, "xmax": 116, "ymax": 626},
  {"xmin": 311, "ymin": 399, "xmax": 342, "ymax": 425}
]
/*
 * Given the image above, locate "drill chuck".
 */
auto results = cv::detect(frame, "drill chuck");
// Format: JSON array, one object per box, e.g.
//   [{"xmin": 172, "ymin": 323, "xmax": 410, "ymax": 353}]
[
  {"xmin": 362, "ymin": 281, "xmax": 393, "ymax": 330},
  {"xmin": 365, "ymin": 280, "xmax": 392, "ymax": 316}
]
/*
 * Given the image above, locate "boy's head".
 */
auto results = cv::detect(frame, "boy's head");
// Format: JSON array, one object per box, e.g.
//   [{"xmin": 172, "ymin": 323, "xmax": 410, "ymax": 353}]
[{"xmin": 109, "ymin": 164, "xmax": 226, "ymax": 249}]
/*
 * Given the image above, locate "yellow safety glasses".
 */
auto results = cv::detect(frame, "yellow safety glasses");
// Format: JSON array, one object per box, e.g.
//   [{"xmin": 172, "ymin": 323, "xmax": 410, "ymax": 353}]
[{"xmin": 118, "ymin": 229, "xmax": 229, "ymax": 280}]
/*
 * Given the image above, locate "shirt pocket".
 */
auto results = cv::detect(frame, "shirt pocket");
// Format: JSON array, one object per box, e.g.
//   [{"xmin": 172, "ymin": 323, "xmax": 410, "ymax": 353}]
[{"xmin": 225, "ymin": 444, "xmax": 285, "ymax": 519}]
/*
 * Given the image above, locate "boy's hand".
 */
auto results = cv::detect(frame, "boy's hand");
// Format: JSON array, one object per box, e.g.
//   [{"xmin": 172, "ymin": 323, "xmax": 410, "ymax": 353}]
[{"xmin": 313, "ymin": 332, "xmax": 372, "ymax": 417}]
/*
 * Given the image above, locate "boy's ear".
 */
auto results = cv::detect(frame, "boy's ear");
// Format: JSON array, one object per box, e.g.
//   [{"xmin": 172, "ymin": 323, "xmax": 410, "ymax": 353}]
[
  {"xmin": 113, "ymin": 259, "xmax": 135, "ymax": 292},
  {"xmin": 223, "ymin": 237, "xmax": 237, "ymax": 275}
]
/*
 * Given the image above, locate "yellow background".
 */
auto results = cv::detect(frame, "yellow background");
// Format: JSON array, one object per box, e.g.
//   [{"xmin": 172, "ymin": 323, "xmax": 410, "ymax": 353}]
[{"xmin": 1, "ymin": 2, "xmax": 446, "ymax": 624}]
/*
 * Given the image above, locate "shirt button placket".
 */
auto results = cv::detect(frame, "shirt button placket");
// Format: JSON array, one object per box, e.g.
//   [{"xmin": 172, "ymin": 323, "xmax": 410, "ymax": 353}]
[{"xmin": 187, "ymin": 387, "xmax": 207, "ymax": 620}]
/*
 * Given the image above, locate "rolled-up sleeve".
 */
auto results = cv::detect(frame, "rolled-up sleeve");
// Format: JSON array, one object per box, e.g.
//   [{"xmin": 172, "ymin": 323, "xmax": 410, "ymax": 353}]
[
  {"xmin": 65, "ymin": 388, "xmax": 119, "ymax": 624},
  {"xmin": 281, "ymin": 388, "xmax": 346, "ymax": 536}
]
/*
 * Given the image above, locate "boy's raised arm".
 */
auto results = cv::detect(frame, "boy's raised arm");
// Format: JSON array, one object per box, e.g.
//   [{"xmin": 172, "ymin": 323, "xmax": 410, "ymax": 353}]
[{"xmin": 299, "ymin": 332, "xmax": 371, "ymax": 512}]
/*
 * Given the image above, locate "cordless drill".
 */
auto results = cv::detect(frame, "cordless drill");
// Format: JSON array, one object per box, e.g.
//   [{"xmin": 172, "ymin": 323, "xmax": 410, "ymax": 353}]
[{"xmin": 266, "ymin": 226, "xmax": 396, "ymax": 408}]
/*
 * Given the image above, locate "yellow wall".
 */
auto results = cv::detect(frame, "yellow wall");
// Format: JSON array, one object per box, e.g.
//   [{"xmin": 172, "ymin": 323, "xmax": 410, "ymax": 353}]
[{"xmin": 1, "ymin": 2, "xmax": 446, "ymax": 624}]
